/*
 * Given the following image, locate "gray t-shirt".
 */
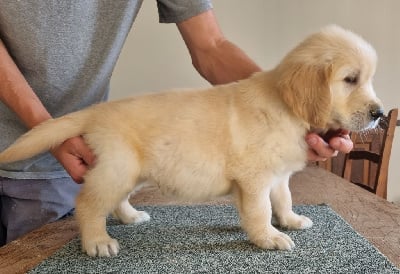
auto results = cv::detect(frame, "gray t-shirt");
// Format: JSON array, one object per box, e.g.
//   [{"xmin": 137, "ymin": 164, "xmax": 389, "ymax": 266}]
[{"xmin": 0, "ymin": 0, "xmax": 212, "ymax": 179}]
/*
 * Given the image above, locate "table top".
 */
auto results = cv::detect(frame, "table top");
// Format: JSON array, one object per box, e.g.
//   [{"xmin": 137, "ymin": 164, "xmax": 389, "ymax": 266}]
[{"xmin": 1, "ymin": 166, "xmax": 399, "ymax": 273}]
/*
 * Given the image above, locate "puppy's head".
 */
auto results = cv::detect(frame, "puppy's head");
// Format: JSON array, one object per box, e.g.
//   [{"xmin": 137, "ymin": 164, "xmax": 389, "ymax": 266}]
[{"xmin": 275, "ymin": 25, "xmax": 383, "ymax": 132}]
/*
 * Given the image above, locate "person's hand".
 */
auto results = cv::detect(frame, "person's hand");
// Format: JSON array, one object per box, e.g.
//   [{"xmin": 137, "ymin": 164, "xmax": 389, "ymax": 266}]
[
  {"xmin": 305, "ymin": 129, "xmax": 353, "ymax": 161},
  {"xmin": 51, "ymin": 136, "xmax": 96, "ymax": 183}
]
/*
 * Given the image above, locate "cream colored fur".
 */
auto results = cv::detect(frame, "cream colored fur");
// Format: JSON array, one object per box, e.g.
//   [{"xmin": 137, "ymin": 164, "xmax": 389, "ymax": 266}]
[{"xmin": 0, "ymin": 25, "xmax": 382, "ymax": 257}]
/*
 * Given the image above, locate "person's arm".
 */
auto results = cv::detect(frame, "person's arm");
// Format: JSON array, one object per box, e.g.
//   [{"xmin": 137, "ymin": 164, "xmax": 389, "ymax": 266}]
[
  {"xmin": 0, "ymin": 39, "xmax": 94, "ymax": 183},
  {"xmin": 176, "ymin": 10, "xmax": 353, "ymax": 160},
  {"xmin": 177, "ymin": 10, "xmax": 261, "ymax": 85},
  {"xmin": 0, "ymin": 40, "xmax": 52, "ymax": 128}
]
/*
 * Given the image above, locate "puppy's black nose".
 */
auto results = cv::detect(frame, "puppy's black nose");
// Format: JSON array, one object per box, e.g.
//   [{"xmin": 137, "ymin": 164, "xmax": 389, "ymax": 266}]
[{"xmin": 370, "ymin": 107, "xmax": 384, "ymax": 121}]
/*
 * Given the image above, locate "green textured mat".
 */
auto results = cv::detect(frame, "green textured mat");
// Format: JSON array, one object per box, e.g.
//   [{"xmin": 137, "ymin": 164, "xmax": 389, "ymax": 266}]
[{"xmin": 29, "ymin": 204, "xmax": 399, "ymax": 274}]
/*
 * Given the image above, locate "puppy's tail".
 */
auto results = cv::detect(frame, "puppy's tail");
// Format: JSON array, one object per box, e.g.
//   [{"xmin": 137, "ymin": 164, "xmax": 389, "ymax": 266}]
[{"xmin": 0, "ymin": 110, "xmax": 90, "ymax": 164}]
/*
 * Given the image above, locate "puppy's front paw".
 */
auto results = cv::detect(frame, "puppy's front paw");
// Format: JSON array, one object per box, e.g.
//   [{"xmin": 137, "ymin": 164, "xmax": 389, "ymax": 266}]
[
  {"xmin": 251, "ymin": 230, "xmax": 295, "ymax": 250},
  {"xmin": 279, "ymin": 212, "xmax": 313, "ymax": 230},
  {"xmin": 82, "ymin": 237, "xmax": 120, "ymax": 257}
]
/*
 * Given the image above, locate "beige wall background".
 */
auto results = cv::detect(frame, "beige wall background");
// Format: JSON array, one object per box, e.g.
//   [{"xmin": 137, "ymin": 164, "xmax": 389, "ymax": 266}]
[{"xmin": 110, "ymin": 0, "xmax": 400, "ymax": 201}]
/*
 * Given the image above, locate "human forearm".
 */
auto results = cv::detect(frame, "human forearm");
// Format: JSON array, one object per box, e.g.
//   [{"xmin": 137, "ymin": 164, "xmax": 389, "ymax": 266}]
[
  {"xmin": 177, "ymin": 10, "xmax": 261, "ymax": 85},
  {"xmin": 190, "ymin": 38, "xmax": 262, "ymax": 85},
  {"xmin": 0, "ymin": 39, "xmax": 51, "ymax": 129}
]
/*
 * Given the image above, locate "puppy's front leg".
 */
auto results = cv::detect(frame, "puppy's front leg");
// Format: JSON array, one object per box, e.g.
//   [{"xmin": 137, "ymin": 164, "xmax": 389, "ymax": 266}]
[
  {"xmin": 270, "ymin": 174, "xmax": 313, "ymax": 229},
  {"xmin": 234, "ymin": 183, "xmax": 294, "ymax": 250}
]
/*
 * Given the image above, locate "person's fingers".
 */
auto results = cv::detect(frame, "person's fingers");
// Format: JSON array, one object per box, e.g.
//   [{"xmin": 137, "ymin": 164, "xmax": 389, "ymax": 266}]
[
  {"xmin": 74, "ymin": 137, "xmax": 96, "ymax": 166},
  {"xmin": 306, "ymin": 129, "xmax": 354, "ymax": 162},
  {"xmin": 65, "ymin": 158, "xmax": 87, "ymax": 184},
  {"xmin": 306, "ymin": 147, "xmax": 328, "ymax": 162},
  {"xmin": 51, "ymin": 136, "xmax": 95, "ymax": 183},
  {"xmin": 328, "ymin": 133, "xmax": 353, "ymax": 154},
  {"xmin": 306, "ymin": 133, "xmax": 337, "ymax": 160}
]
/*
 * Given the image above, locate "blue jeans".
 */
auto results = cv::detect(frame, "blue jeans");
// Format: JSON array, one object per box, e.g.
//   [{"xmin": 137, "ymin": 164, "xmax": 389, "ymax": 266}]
[{"xmin": 0, "ymin": 177, "xmax": 80, "ymax": 246}]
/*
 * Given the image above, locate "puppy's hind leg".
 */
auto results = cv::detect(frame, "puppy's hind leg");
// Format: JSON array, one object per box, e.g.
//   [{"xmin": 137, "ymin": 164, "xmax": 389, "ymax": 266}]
[
  {"xmin": 75, "ymin": 144, "xmax": 141, "ymax": 257},
  {"xmin": 113, "ymin": 196, "xmax": 150, "ymax": 225},
  {"xmin": 270, "ymin": 174, "xmax": 312, "ymax": 230}
]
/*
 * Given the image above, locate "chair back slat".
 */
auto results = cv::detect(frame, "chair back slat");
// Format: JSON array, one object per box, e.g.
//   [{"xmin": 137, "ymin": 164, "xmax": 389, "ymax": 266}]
[{"xmin": 375, "ymin": 108, "xmax": 398, "ymax": 198}]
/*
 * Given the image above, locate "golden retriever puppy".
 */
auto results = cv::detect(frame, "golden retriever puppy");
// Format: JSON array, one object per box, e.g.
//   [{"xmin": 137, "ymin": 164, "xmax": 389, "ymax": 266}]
[{"xmin": 0, "ymin": 25, "xmax": 383, "ymax": 257}]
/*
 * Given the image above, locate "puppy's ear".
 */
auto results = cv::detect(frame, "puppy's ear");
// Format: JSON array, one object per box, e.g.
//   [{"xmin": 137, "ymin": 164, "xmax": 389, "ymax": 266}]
[{"xmin": 276, "ymin": 60, "xmax": 332, "ymax": 128}]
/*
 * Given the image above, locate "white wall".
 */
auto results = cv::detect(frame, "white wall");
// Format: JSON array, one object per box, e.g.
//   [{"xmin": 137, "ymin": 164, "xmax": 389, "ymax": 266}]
[{"xmin": 110, "ymin": 0, "xmax": 400, "ymax": 201}]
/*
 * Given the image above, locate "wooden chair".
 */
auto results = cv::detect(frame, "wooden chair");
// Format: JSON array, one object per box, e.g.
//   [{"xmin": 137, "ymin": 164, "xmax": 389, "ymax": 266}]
[{"xmin": 342, "ymin": 108, "xmax": 398, "ymax": 199}]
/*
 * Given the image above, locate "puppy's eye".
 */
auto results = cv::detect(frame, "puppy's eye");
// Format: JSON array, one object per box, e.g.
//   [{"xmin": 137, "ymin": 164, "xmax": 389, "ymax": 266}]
[{"xmin": 344, "ymin": 75, "xmax": 358, "ymax": 84}]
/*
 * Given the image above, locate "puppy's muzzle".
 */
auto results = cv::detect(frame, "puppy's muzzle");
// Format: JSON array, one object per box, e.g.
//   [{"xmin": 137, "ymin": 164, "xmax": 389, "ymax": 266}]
[{"xmin": 369, "ymin": 105, "xmax": 384, "ymax": 121}]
